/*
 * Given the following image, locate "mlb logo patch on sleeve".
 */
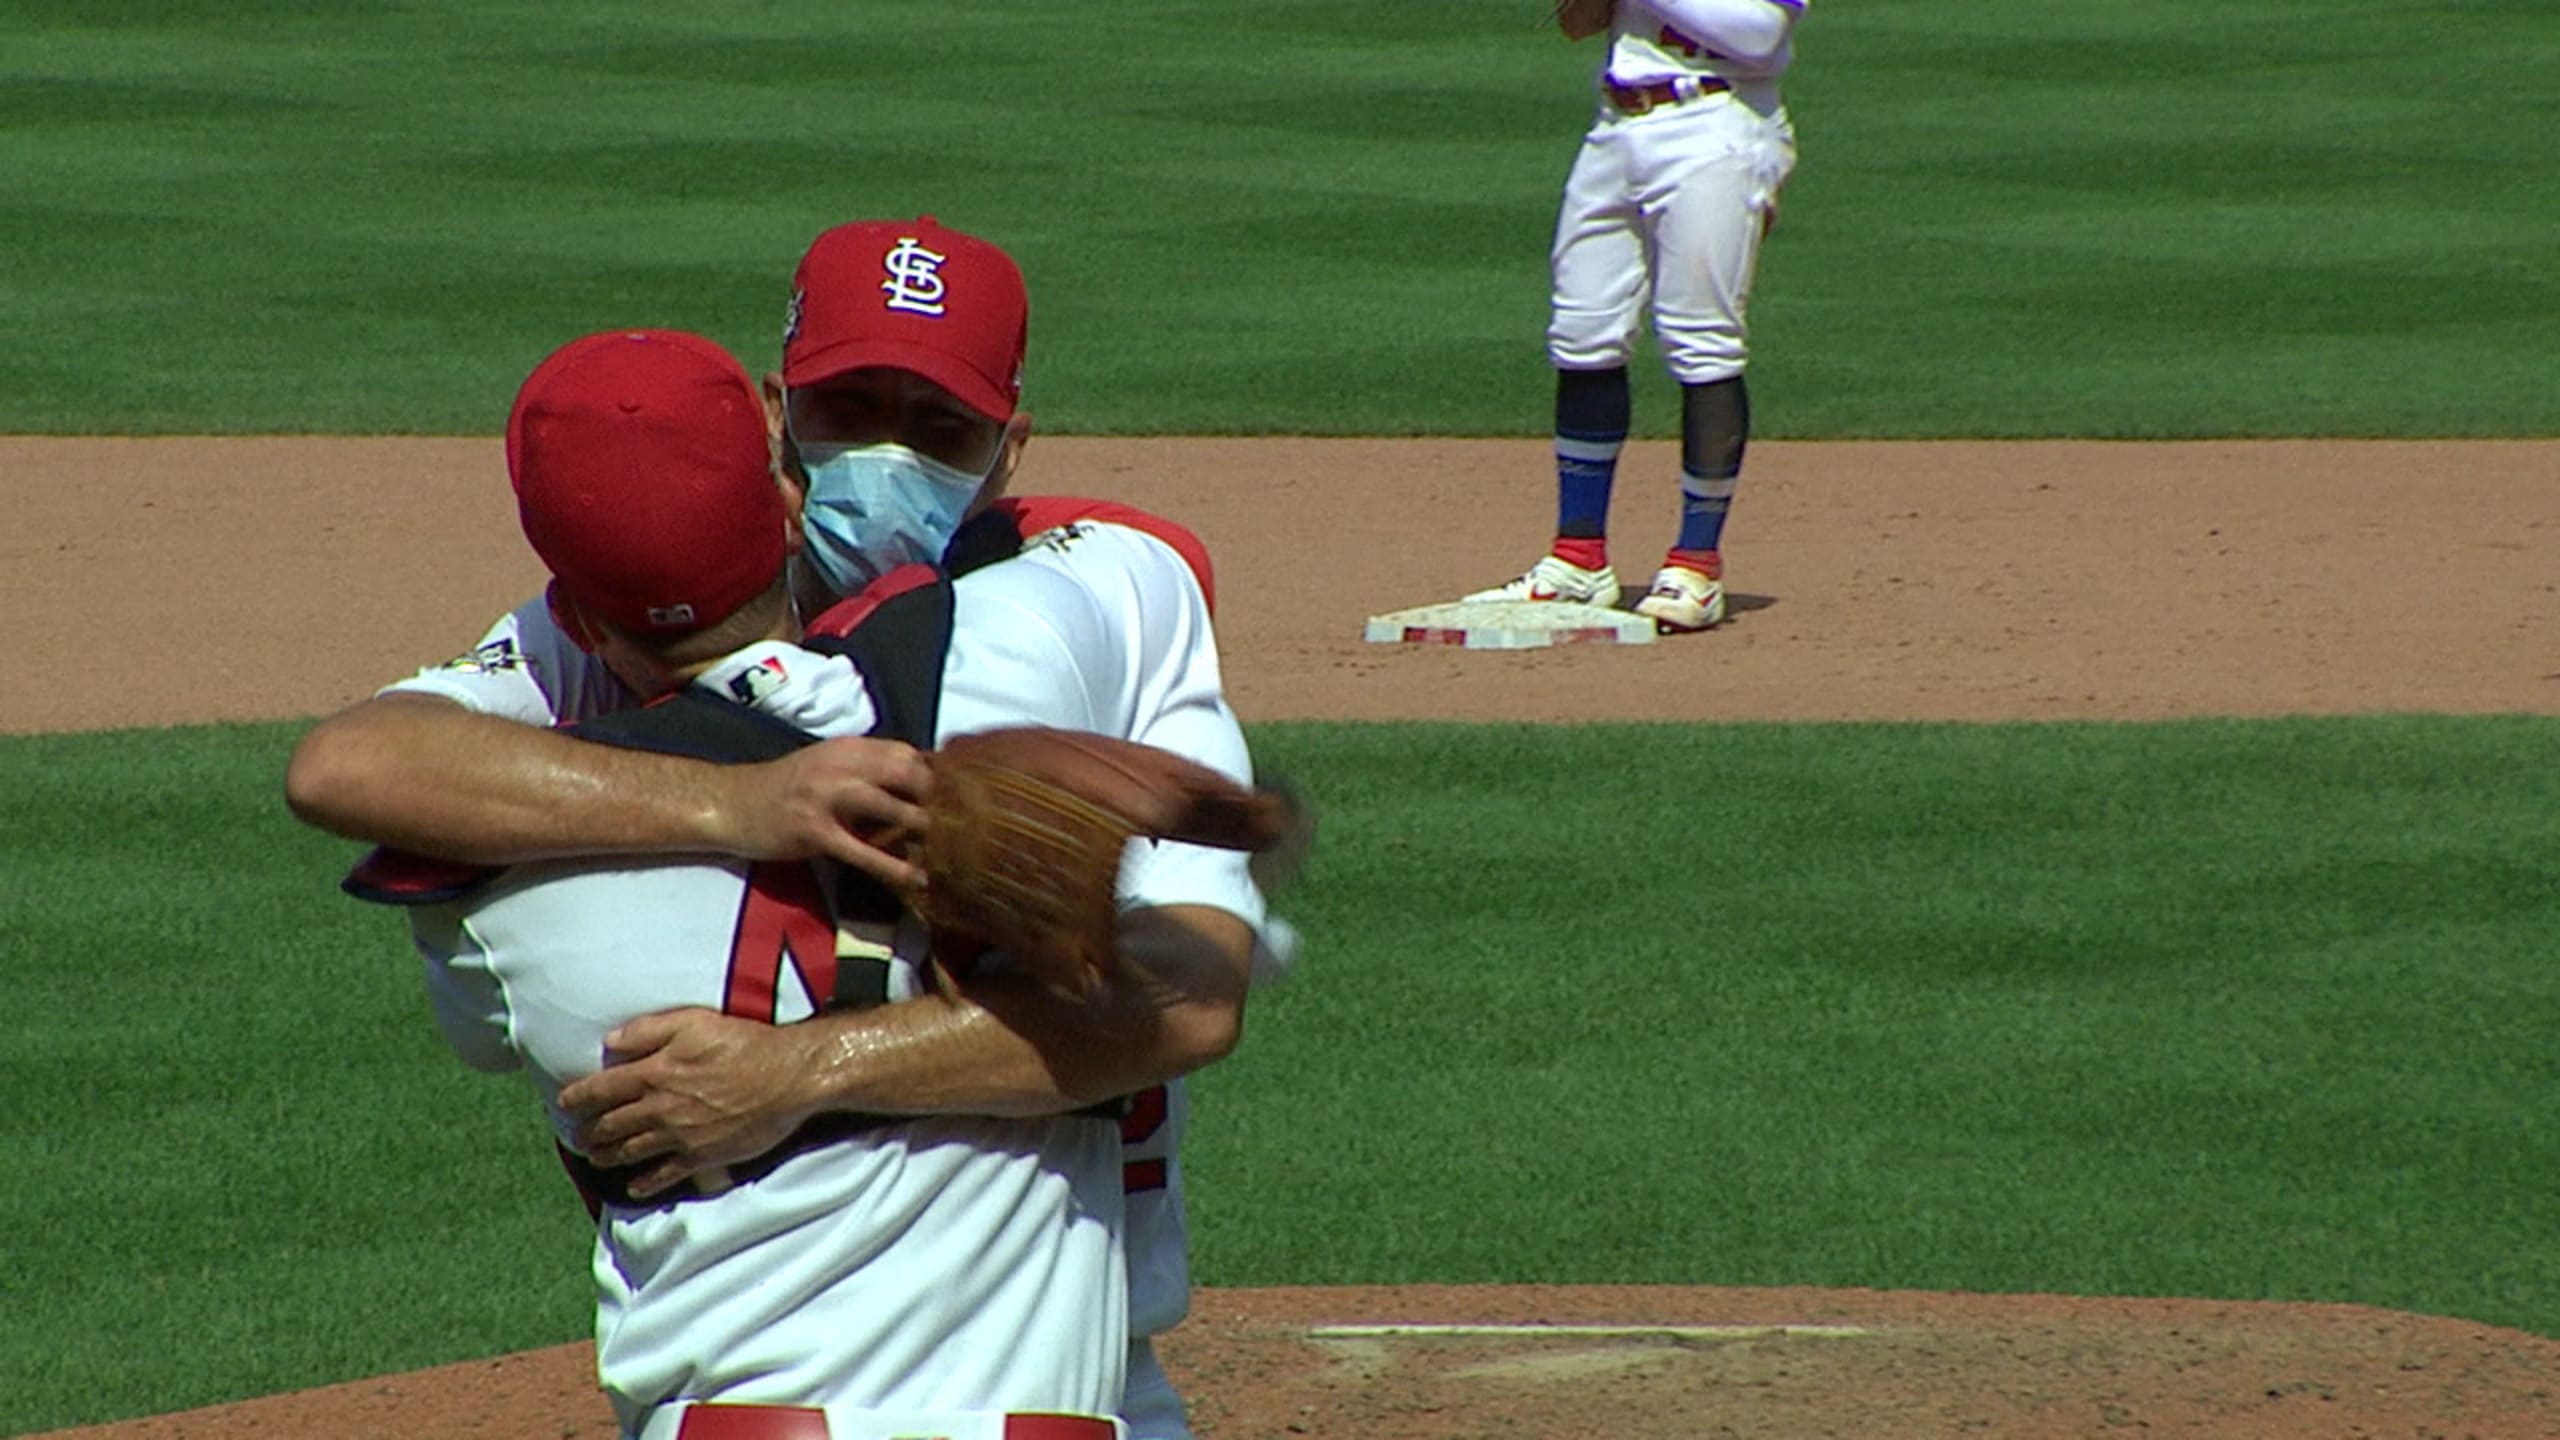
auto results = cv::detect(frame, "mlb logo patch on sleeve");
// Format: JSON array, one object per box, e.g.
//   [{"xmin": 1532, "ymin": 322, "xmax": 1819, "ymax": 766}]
[
  {"xmin": 727, "ymin": 654, "xmax": 790, "ymax": 705},
  {"xmin": 441, "ymin": 637, "xmax": 525, "ymax": 674}
]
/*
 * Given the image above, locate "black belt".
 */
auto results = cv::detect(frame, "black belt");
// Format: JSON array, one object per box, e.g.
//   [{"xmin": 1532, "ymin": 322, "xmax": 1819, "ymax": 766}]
[{"xmin": 1604, "ymin": 74, "xmax": 1731, "ymax": 115}]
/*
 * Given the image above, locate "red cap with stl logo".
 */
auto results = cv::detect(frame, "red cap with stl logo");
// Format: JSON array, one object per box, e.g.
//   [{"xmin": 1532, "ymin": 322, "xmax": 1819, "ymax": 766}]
[
  {"xmin": 505, "ymin": 329, "xmax": 784, "ymax": 637},
  {"xmin": 782, "ymin": 215, "xmax": 1028, "ymax": 422}
]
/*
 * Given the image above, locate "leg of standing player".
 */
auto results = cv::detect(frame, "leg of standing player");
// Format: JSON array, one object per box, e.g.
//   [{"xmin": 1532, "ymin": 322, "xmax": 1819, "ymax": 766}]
[
  {"xmin": 1633, "ymin": 96, "xmax": 1797, "ymax": 633},
  {"xmin": 1466, "ymin": 113, "xmax": 1644, "ymax": 610}
]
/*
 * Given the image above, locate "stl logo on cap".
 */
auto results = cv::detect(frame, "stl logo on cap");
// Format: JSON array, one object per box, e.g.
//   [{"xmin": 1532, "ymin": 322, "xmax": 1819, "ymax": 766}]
[
  {"xmin": 881, "ymin": 237, "xmax": 948, "ymax": 316},
  {"xmin": 783, "ymin": 287, "xmax": 805, "ymax": 346},
  {"xmin": 783, "ymin": 216, "xmax": 1027, "ymax": 420}
]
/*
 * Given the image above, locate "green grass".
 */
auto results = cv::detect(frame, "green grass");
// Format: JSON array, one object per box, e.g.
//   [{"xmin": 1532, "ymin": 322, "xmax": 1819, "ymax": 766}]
[
  {"xmin": 8, "ymin": 715, "xmax": 2559, "ymax": 1433},
  {"xmin": 4, "ymin": 1, "xmax": 2557, "ymax": 436},
  {"xmin": 9, "ymin": 1, "xmax": 2560, "ymax": 1431},
  {"xmin": 1200, "ymin": 719, "xmax": 2560, "ymax": 1328},
  {"xmin": 1, "ymin": 726, "xmax": 596, "ymax": 1423}
]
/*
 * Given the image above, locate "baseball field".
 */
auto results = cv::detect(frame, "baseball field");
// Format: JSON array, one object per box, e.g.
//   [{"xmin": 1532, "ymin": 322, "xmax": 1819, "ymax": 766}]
[{"xmin": 9, "ymin": 3, "xmax": 2560, "ymax": 1438}]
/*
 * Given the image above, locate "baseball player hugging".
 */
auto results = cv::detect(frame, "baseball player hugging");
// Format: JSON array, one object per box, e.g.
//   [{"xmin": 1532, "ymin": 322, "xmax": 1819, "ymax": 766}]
[
  {"xmin": 302, "ymin": 220, "xmax": 1292, "ymax": 1440},
  {"xmin": 1473, "ymin": 0, "xmax": 1806, "ymax": 632},
  {"xmin": 368, "ymin": 331, "xmax": 1137, "ymax": 1439}
]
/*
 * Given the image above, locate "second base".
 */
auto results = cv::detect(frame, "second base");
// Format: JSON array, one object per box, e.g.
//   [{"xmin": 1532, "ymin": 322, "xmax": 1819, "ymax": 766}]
[{"xmin": 1363, "ymin": 599, "xmax": 1656, "ymax": 649}]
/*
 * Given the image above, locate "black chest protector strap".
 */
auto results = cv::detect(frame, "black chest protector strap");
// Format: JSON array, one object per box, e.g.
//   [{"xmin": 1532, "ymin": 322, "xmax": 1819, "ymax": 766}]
[
  {"xmin": 342, "ymin": 577, "xmax": 955, "ymax": 926},
  {"xmin": 799, "ymin": 573, "xmax": 956, "ymax": 928},
  {"xmin": 799, "ymin": 571, "xmax": 956, "ymax": 750}
]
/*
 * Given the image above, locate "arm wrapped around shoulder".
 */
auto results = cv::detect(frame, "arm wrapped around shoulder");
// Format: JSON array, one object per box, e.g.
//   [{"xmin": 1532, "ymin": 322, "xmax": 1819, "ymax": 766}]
[{"xmin": 915, "ymin": 727, "xmax": 1304, "ymax": 991}]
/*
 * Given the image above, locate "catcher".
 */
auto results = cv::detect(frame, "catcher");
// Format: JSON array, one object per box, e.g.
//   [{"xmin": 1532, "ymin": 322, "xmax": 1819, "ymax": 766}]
[{"xmin": 319, "ymin": 327, "xmax": 1299, "ymax": 1439}]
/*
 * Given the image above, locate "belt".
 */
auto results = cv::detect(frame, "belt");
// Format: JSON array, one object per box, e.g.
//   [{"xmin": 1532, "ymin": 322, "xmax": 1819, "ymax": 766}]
[
  {"xmin": 1603, "ymin": 74, "xmax": 1732, "ymax": 115},
  {"xmin": 659, "ymin": 1404, "xmax": 1123, "ymax": 1440}
]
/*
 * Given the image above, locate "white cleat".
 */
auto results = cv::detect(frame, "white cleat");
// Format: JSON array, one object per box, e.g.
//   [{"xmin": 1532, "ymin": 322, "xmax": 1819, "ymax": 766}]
[
  {"xmin": 1462, "ymin": 554, "xmax": 1622, "ymax": 608},
  {"xmin": 1633, "ymin": 565, "xmax": 1727, "ymax": 632}
]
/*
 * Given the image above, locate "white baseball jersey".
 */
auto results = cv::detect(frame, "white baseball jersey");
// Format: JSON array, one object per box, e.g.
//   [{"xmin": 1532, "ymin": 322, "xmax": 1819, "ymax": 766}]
[
  {"xmin": 1605, "ymin": 0, "xmax": 1806, "ymax": 86},
  {"xmin": 389, "ymin": 519, "xmax": 1272, "ymax": 1426},
  {"xmin": 414, "ymin": 843, "xmax": 1128, "ymax": 1432}
]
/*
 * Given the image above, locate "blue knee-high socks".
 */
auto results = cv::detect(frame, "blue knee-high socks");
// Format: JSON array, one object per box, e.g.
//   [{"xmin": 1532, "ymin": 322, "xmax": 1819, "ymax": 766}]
[
  {"xmin": 1554, "ymin": 367, "xmax": 1630, "ymax": 545},
  {"xmin": 1675, "ymin": 375, "xmax": 1748, "ymax": 556}
]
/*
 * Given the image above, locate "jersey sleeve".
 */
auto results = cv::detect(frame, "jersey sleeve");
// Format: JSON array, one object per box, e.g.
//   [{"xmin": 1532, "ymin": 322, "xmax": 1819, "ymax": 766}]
[
  {"xmin": 409, "ymin": 907, "xmax": 522, "ymax": 1075},
  {"xmin": 1620, "ymin": 0, "xmax": 1802, "ymax": 75},
  {"xmin": 377, "ymin": 595, "xmax": 635, "ymax": 727},
  {"xmin": 693, "ymin": 640, "xmax": 880, "ymax": 739},
  {"xmin": 945, "ymin": 519, "xmax": 1274, "ymax": 933}
]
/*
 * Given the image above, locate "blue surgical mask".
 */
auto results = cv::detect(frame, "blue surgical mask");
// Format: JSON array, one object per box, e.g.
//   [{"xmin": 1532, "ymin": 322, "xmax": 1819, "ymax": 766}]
[{"xmin": 793, "ymin": 437, "xmax": 986, "ymax": 595}]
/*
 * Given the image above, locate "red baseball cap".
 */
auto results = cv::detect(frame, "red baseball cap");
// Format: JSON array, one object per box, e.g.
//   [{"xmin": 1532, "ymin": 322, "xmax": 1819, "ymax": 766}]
[
  {"xmin": 505, "ymin": 329, "xmax": 784, "ymax": 637},
  {"xmin": 782, "ymin": 216, "xmax": 1028, "ymax": 422}
]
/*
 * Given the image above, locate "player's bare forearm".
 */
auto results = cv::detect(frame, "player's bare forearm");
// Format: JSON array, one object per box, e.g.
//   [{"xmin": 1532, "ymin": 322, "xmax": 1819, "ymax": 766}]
[
  {"xmin": 284, "ymin": 692, "xmax": 929, "ymax": 887},
  {"xmin": 287, "ymin": 694, "xmax": 708, "ymax": 859},
  {"xmin": 556, "ymin": 904, "xmax": 1256, "ymax": 1195},
  {"xmin": 587, "ymin": 903, "xmax": 1248, "ymax": 1120},
  {"xmin": 958, "ymin": 903, "xmax": 1256, "ymax": 1103},
  {"xmin": 555, "ymin": 999, "xmax": 1071, "ymax": 1200},
  {"xmin": 803, "ymin": 994, "xmax": 1111, "ymax": 1117}
]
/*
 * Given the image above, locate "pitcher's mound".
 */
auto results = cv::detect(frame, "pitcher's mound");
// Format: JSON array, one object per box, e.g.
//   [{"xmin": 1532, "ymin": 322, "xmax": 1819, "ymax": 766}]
[
  {"xmin": 1161, "ymin": 1285, "xmax": 2560, "ymax": 1440},
  {"xmin": 35, "ymin": 1285, "xmax": 2560, "ymax": 1440}
]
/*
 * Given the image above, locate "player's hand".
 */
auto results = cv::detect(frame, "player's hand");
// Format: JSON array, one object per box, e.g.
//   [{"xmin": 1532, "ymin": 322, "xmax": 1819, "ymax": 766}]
[
  {"xmin": 711, "ymin": 737, "xmax": 934, "ymax": 890},
  {"xmin": 557, "ymin": 1008, "xmax": 827, "ymax": 1200}
]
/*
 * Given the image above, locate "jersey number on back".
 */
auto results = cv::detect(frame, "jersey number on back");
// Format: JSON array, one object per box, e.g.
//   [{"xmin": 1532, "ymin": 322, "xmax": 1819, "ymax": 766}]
[
  {"xmin": 722, "ymin": 861, "xmax": 837, "ymax": 1023},
  {"xmin": 1121, "ymin": 1083, "xmax": 1170, "ymax": 1193}
]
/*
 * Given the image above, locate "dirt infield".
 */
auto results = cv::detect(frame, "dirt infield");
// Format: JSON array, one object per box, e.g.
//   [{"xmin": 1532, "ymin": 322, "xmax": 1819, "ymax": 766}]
[
  {"xmin": 9, "ymin": 437, "xmax": 2558, "ymax": 735},
  {"xmin": 16, "ymin": 436, "xmax": 2560, "ymax": 1437}
]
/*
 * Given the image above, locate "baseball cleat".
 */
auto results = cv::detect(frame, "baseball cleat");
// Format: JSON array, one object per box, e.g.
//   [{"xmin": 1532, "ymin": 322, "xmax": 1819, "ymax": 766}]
[
  {"xmin": 1462, "ymin": 554, "xmax": 1622, "ymax": 608},
  {"xmin": 1634, "ymin": 564, "xmax": 1727, "ymax": 632}
]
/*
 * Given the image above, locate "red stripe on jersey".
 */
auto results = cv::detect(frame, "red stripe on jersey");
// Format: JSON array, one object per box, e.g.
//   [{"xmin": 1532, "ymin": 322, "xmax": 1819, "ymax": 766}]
[
  {"xmin": 1004, "ymin": 1415, "xmax": 1119, "ymax": 1440},
  {"xmin": 722, "ymin": 860, "xmax": 835, "ymax": 1022},
  {"xmin": 995, "ymin": 496, "xmax": 1219, "ymax": 616},
  {"xmin": 1119, "ymin": 1083, "xmax": 1169, "ymax": 1144},
  {"xmin": 556, "ymin": 1142, "xmax": 606, "ymax": 1225},
  {"xmin": 673, "ymin": 1406, "xmax": 833, "ymax": 1440},
  {"xmin": 669, "ymin": 1406, "xmax": 1113, "ymax": 1440},
  {"xmin": 804, "ymin": 561, "xmax": 942, "ymax": 639}
]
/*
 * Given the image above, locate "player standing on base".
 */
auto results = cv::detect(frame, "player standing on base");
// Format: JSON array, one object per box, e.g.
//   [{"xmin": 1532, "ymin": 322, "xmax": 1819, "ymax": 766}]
[{"xmin": 1469, "ymin": 0, "xmax": 1806, "ymax": 632}]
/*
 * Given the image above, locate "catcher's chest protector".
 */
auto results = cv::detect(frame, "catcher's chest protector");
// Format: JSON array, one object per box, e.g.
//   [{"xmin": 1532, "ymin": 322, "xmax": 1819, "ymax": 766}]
[{"xmin": 342, "ymin": 575, "xmax": 959, "ymax": 937}]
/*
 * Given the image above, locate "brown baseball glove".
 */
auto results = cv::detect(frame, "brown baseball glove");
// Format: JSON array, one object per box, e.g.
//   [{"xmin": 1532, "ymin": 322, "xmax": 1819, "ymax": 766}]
[
  {"xmin": 912, "ymin": 727, "xmax": 1304, "ymax": 991},
  {"xmin": 1553, "ymin": 0, "xmax": 1614, "ymax": 41}
]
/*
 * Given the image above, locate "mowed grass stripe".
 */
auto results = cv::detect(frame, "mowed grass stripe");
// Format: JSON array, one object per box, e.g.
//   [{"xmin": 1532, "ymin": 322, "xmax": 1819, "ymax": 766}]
[
  {"xmin": 6, "ymin": 714, "xmax": 2557, "ymax": 1431},
  {"xmin": 3, "ymin": 1, "xmax": 2557, "ymax": 434}
]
